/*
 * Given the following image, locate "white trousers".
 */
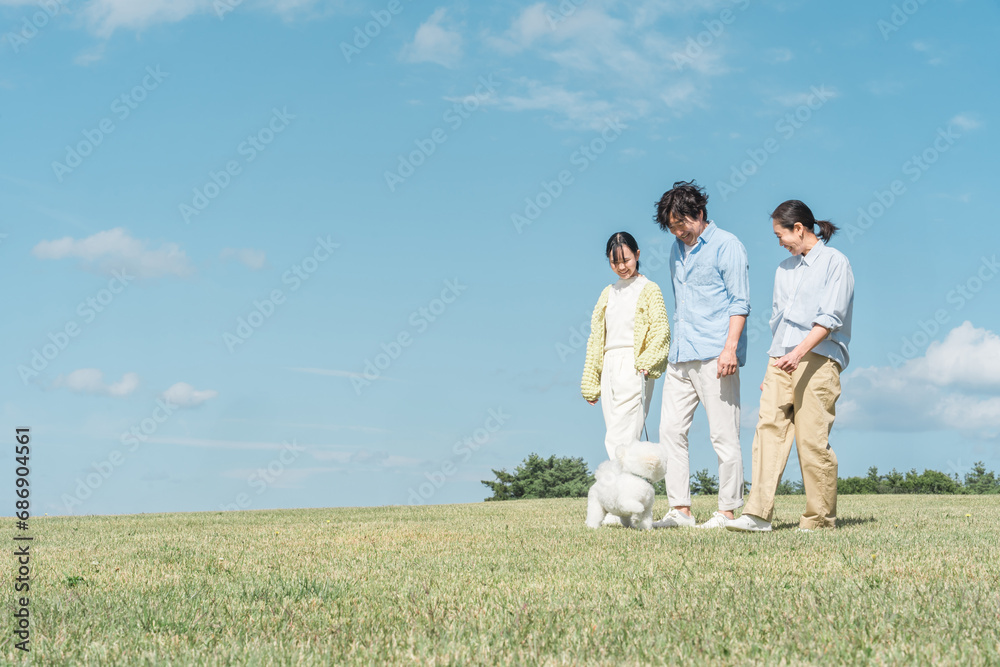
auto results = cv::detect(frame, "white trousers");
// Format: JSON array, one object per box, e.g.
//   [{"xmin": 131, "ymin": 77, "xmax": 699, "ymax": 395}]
[
  {"xmin": 600, "ymin": 348, "xmax": 654, "ymax": 460},
  {"xmin": 659, "ymin": 358, "xmax": 743, "ymax": 511}
]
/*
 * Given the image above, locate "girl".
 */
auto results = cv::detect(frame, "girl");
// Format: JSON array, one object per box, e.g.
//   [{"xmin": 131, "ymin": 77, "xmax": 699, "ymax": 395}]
[
  {"xmin": 581, "ymin": 232, "xmax": 670, "ymax": 462},
  {"xmin": 728, "ymin": 200, "xmax": 855, "ymax": 532}
]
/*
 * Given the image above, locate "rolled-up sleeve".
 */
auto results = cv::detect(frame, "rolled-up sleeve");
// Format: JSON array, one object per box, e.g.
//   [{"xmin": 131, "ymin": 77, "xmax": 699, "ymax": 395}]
[
  {"xmin": 719, "ymin": 239, "xmax": 751, "ymax": 318},
  {"xmin": 812, "ymin": 257, "xmax": 854, "ymax": 333}
]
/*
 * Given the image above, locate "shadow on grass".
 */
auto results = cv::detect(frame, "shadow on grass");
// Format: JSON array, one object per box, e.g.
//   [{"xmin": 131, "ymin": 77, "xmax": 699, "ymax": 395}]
[{"xmin": 772, "ymin": 515, "xmax": 877, "ymax": 531}]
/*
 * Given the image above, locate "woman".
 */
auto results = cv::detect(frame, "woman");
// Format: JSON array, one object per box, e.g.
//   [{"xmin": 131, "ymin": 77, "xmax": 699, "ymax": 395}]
[
  {"xmin": 728, "ymin": 200, "xmax": 854, "ymax": 532},
  {"xmin": 581, "ymin": 232, "xmax": 670, "ymax": 462}
]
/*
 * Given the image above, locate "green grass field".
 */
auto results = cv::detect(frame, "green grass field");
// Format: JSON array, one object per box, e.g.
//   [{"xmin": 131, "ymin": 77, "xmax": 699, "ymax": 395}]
[{"xmin": 6, "ymin": 495, "xmax": 1000, "ymax": 666}]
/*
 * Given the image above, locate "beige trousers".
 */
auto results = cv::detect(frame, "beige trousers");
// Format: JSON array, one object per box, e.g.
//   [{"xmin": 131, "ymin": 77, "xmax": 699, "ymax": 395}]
[{"xmin": 743, "ymin": 353, "xmax": 841, "ymax": 529}]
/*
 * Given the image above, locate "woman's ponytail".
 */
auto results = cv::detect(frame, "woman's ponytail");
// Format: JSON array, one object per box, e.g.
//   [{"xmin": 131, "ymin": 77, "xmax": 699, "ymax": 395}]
[
  {"xmin": 815, "ymin": 220, "xmax": 838, "ymax": 242},
  {"xmin": 771, "ymin": 200, "xmax": 837, "ymax": 242}
]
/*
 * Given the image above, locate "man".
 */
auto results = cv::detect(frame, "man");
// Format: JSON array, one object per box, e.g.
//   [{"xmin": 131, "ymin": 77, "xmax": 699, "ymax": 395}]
[{"xmin": 653, "ymin": 180, "xmax": 750, "ymax": 529}]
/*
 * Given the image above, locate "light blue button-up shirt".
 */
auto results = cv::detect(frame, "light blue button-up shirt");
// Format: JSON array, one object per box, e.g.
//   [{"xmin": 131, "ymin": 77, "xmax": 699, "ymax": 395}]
[
  {"xmin": 768, "ymin": 239, "xmax": 854, "ymax": 370},
  {"xmin": 668, "ymin": 222, "xmax": 751, "ymax": 365}
]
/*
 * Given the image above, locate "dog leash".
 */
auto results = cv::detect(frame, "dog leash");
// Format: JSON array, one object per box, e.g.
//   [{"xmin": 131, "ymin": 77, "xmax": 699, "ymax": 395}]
[{"xmin": 639, "ymin": 371, "xmax": 649, "ymax": 442}]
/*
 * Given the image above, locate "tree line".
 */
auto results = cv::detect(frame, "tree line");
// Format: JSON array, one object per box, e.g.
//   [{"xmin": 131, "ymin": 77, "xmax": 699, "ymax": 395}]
[{"xmin": 482, "ymin": 455, "xmax": 1000, "ymax": 501}]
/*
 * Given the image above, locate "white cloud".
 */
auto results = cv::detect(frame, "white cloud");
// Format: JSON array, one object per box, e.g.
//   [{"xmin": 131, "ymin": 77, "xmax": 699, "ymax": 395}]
[
  {"xmin": 401, "ymin": 8, "xmax": 463, "ymax": 68},
  {"xmin": 74, "ymin": 42, "xmax": 107, "ymax": 66},
  {"xmin": 950, "ymin": 113, "xmax": 982, "ymax": 132},
  {"xmin": 32, "ymin": 227, "xmax": 194, "ymax": 279},
  {"xmin": 867, "ymin": 80, "xmax": 904, "ymax": 97},
  {"xmin": 6, "ymin": 0, "xmax": 339, "ymax": 39},
  {"xmin": 482, "ymin": 2, "xmax": 741, "ymax": 129},
  {"xmin": 486, "ymin": 2, "xmax": 553, "ymax": 54},
  {"xmin": 54, "ymin": 369, "xmax": 139, "ymax": 397},
  {"xmin": 82, "ymin": 0, "xmax": 213, "ymax": 38},
  {"xmin": 773, "ymin": 86, "xmax": 839, "ymax": 108},
  {"xmin": 285, "ymin": 367, "xmax": 403, "ymax": 382},
  {"xmin": 494, "ymin": 78, "xmax": 645, "ymax": 131},
  {"xmin": 161, "ymin": 382, "xmax": 219, "ymax": 408},
  {"xmin": 220, "ymin": 247, "xmax": 267, "ymax": 270},
  {"xmin": 146, "ymin": 436, "xmax": 305, "ymax": 451},
  {"xmin": 906, "ymin": 322, "xmax": 1000, "ymax": 391},
  {"xmin": 840, "ymin": 323, "xmax": 1000, "ymax": 438},
  {"xmin": 764, "ymin": 47, "xmax": 793, "ymax": 64}
]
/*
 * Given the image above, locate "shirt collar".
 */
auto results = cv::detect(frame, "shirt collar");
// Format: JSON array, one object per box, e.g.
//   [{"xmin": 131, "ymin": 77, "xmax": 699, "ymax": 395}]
[
  {"xmin": 800, "ymin": 238, "xmax": 827, "ymax": 266},
  {"xmin": 676, "ymin": 220, "xmax": 716, "ymax": 250}
]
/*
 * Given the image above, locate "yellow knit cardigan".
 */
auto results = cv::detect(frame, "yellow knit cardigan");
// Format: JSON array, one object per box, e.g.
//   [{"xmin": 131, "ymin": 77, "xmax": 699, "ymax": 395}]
[{"xmin": 580, "ymin": 281, "xmax": 671, "ymax": 402}]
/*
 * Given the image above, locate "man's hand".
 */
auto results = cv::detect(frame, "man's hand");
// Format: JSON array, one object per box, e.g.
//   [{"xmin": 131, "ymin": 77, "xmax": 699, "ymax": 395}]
[{"xmin": 717, "ymin": 348, "xmax": 738, "ymax": 378}]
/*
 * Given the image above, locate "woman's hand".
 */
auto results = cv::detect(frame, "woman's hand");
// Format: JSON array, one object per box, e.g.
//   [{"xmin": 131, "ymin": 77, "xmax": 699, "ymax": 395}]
[
  {"xmin": 773, "ymin": 350, "xmax": 803, "ymax": 374},
  {"xmin": 638, "ymin": 369, "xmax": 649, "ymax": 377},
  {"xmin": 587, "ymin": 399, "xmax": 598, "ymax": 405}
]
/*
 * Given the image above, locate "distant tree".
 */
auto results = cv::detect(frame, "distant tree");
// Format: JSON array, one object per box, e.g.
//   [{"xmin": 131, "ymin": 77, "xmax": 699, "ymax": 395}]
[
  {"xmin": 836, "ymin": 463, "xmax": 999, "ymax": 495},
  {"xmin": 904, "ymin": 469, "xmax": 960, "ymax": 494},
  {"xmin": 775, "ymin": 478, "xmax": 804, "ymax": 495},
  {"xmin": 963, "ymin": 461, "xmax": 1000, "ymax": 494},
  {"xmin": 482, "ymin": 453, "xmax": 594, "ymax": 501},
  {"xmin": 690, "ymin": 469, "xmax": 719, "ymax": 496}
]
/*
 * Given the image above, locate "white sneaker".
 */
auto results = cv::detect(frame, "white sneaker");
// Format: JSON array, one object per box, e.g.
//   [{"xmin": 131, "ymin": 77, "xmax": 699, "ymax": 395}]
[
  {"xmin": 652, "ymin": 509, "xmax": 696, "ymax": 529},
  {"xmin": 696, "ymin": 511, "xmax": 732, "ymax": 529},
  {"xmin": 602, "ymin": 514, "xmax": 622, "ymax": 526},
  {"xmin": 725, "ymin": 514, "xmax": 772, "ymax": 533}
]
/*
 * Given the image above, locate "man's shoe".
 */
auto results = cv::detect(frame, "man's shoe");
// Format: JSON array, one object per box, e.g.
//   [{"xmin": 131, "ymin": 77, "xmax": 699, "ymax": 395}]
[
  {"xmin": 652, "ymin": 509, "xmax": 696, "ymax": 529},
  {"xmin": 725, "ymin": 514, "xmax": 772, "ymax": 533},
  {"xmin": 696, "ymin": 511, "xmax": 732, "ymax": 529}
]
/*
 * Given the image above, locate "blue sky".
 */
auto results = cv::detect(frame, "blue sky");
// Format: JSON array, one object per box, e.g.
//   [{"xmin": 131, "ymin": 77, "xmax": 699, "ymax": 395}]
[{"xmin": 3, "ymin": 0, "xmax": 999, "ymax": 516}]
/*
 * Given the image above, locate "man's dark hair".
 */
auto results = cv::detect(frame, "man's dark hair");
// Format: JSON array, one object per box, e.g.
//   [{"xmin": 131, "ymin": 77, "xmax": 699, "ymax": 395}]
[{"xmin": 655, "ymin": 180, "xmax": 708, "ymax": 230}]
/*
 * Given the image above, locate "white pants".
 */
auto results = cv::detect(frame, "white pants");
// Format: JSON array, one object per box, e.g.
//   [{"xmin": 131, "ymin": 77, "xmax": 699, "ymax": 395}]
[
  {"xmin": 659, "ymin": 358, "xmax": 743, "ymax": 511},
  {"xmin": 600, "ymin": 348, "xmax": 654, "ymax": 460}
]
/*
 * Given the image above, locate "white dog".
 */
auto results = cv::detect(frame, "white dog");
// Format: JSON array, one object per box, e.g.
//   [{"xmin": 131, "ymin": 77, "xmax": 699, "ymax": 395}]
[{"xmin": 586, "ymin": 442, "xmax": 667, "ymax": 530}]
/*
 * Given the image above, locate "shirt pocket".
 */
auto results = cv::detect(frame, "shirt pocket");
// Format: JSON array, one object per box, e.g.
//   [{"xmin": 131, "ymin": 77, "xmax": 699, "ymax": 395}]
[{"xmin": 687, "ymin": 263, "xmax": 718, "ymax": 287}]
